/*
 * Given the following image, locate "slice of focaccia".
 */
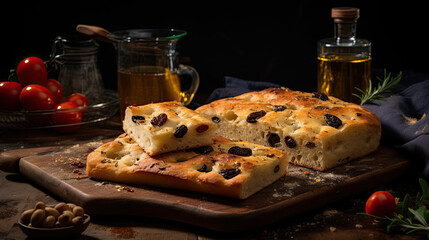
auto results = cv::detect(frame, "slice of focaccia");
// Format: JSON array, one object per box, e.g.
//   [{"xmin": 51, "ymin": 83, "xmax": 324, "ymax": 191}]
[
  {"xmin": 86, "ymin": 134, "xmax": 289, "ymax": 199},
  {"xmin": 195, "ymin": 87, "xmax": 381, "ymax": 171},
  {"xmin": 123, "ymin": 101, "xmax": 217, "ymax": 156}
]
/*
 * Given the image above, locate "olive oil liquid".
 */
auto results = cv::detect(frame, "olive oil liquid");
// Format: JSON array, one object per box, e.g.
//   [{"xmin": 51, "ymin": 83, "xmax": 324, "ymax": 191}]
[
  {"xmin": 118, "ymin": 66, "xmax": 182, "ymax": 119},
  {"xmin": 317, "ymin": 56, "xmax": 371, "ymax": 103}
]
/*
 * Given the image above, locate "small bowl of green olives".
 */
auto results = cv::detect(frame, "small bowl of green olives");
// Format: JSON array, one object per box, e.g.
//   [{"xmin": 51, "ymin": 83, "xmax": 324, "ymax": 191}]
[{"xmin": 18, "ymin": 201, "xmax": 90, "ymax": 239}]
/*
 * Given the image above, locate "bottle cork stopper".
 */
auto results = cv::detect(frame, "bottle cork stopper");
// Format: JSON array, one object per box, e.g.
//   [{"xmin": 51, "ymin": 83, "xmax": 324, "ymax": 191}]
[{"xmin": 332, "ymin": 7, "xmax": 359, "ymax": 22}]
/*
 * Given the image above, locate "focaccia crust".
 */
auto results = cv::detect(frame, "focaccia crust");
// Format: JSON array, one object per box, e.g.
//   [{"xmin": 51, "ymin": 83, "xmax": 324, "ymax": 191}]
[
  {"xmin": 196, "ymin": 87, "xmax": 381, "ymax": 171},
  {"xmin": 86, "ymin": 134, "xmax": 289, "ymax": 199}
]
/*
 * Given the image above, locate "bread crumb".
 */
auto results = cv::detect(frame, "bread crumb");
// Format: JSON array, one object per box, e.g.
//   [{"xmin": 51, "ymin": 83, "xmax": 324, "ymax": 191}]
[
  {"xmin": 355, "ymin": 224, "xmax": 363, "ymax": 229},
  {"xmin": 330, "ymin": 227, "xmax": 337, "ymax": 232}
]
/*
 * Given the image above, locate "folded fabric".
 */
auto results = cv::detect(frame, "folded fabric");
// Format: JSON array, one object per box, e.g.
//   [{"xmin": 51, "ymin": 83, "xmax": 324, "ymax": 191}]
[
  {"xmin": 364, "ymin": 77, "xmax": 429, "ymax": 177},
  {"xmin": 204, "ymin": 76, "xmax": 281, "ymax": 103},
  {"xmin": 187, "ymin": 76, "xmax": 281, "ymax": 109}
]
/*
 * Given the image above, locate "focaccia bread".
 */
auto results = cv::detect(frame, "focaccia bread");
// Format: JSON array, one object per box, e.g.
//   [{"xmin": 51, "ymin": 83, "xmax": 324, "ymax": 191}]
[
  {"xmin": 86, "ymin": 134, "xmax": 289, "ymax": 199},
  {"xmin": 123, "ymin": 101, "xmax": 217, "ymax": 156},
  {"xmin": 195, "ymin": 87, "xmax": 381, "ymax": 171}
]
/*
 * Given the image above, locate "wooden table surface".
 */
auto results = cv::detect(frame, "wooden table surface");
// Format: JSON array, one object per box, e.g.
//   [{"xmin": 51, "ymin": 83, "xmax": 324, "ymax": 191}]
[{"xmin": 0, "ymin": 115, "xmax": 426, "ymax": 240}]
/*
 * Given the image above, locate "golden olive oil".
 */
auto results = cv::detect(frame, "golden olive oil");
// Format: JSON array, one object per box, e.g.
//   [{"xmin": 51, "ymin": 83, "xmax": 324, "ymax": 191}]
[
  {"xmin": 317, "ymin": 56, "xmax": 371, "ymax": 103},
  {"xmin": 118, "ymin": 66, "xmax": 181, "ymax": 119}
]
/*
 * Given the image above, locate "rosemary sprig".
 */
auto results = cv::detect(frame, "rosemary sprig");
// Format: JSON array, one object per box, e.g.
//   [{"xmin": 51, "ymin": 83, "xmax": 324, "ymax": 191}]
[
  {"xmin": 359, "ymin": 178, "xmax": 429, "ymax": 239},
  {"xmin": 353, "ymin": 69, "xmax": 402, "ymax": 105}
]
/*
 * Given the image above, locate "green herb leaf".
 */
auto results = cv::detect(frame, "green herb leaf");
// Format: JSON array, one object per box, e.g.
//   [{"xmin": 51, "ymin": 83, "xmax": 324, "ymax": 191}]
[
  {"xmin": 353, "ymin": 69, "xmax": 402, "ymax": 105},
  {"xmin": 397, "ymin": 193, "xmax": 411, "ymax": 218},
  {"xmin": 416, "ymin": 178, "xmax": 429, "ymax": 207},
  {"xmin": 410, "ymin": 206, "xmax": 429, "ymax": 227}
]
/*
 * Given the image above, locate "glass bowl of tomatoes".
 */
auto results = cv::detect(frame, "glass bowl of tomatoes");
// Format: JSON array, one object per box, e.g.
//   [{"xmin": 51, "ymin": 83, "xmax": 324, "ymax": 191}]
[
  {"xmin": 0, "ymin": 56, "xmax": 119, "ymax": 132},
  {"xmin": 0, "ymin": 89, "xmax": 119, "ymax": 131}
]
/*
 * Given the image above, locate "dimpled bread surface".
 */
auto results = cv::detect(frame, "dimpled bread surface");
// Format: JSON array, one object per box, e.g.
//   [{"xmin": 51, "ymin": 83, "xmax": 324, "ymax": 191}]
[
  {"xmin": 86, "ymin": 134, "xmax": 289, "ymax": 199},
  {"xmin": 195, "ymin": 87, "xmax": 381, "ymax": 171},
  {"xmin": 123, "ymin": 101, "xmax": 217, "ymax": 156}
]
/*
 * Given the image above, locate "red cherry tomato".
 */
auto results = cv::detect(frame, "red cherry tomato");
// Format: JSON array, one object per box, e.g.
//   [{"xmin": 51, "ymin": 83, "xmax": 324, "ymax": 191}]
[
  {"xmin": 52, "ymin": 102, "xmax": 83, "ymax": 133},
  {"xmin": 66, "ymin": 93, "xmax": 89, "ymax": 108},
  {"xmin": 19, "ymin": 84, "xmax": 55, "ymax": 111},
  {"xmin": 44, "ymin": 79, "xmax": 63, "ymax": 104},
  {"xmin": 16, "ymin": 57, "xmax": 48, "ymax": 86},
  {"xmin": 0, "ymin": 81, "xmax": 23, "ymax": 111},
  {"xmin": 365, "ymin": 191, "xmax": 396, "ymax": 218}
]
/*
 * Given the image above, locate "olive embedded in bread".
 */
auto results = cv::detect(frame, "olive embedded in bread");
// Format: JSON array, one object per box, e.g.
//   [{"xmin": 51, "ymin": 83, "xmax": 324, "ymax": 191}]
[{"xmin": 195, "ymin": 87, "xmax": 381, "ymax": 171}]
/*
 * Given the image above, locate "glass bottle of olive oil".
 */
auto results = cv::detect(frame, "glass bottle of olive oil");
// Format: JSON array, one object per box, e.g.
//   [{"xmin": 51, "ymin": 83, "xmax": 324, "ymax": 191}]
[{"xmin": 317, "ymin": 7, "xmax": 371, "ymax": 103}]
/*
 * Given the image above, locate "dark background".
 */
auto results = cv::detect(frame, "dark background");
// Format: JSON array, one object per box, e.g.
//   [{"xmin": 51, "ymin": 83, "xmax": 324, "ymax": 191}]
[{"xmin": 2, "ymin": 1, "xmax": 428, "ymax": 99}]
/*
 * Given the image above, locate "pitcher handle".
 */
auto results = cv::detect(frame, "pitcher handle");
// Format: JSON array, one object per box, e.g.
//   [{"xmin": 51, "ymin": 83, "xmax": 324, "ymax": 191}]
[{"xmin": 177, "ymin": 64, "xmax": 200, "ymax": 106}]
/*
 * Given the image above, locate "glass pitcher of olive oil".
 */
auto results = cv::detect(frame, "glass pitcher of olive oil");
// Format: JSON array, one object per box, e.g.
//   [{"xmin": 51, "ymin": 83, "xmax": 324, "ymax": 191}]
[
  {"xmin": 317, "ymin": 7, "xmax": 371, "ymax": 103},
  {"xmin": 107, "ymin": 29, "xmax": 200, "ymax": 120}
]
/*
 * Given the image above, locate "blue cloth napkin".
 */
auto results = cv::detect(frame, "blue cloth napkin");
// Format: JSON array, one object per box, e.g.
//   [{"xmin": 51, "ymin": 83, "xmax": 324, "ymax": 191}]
[
  {"xmin": 192, "ymin": 73, "xmax": 429, "ymax": 177},
  {"xmin": 204, "ymin": 76, "xmax": 281, "ymax": 103},
  {"xmin": 187, "ymin": 76, "xmax": 281, "ymax": 109},
  {"xmin": 364, "ymin": 74, "xmax": 429, "ymax": 178}
]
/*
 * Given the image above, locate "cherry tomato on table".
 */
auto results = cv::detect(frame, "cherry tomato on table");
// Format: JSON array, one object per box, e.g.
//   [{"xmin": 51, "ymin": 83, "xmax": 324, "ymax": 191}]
[
  {"xmin": 19, "ymin": 84, "xmax": 55, "ymax": 111},
  {"xmin": 44, "ymin": 79, "xmax": 63, "ymax": 104},
  {"xmin": 16, "ymin": 57, "xmax": 48, "ymax": 86},
  {"xmin": 0, "ymin": 81, "xmax": 23, "ymax": 111},
  {"xmin": 52, "ymin": 101, "xmax": 83, "ymax": 133},
  {"xmin": 365, "ymin": 191, "xmax": 397, "ymax": 218}
]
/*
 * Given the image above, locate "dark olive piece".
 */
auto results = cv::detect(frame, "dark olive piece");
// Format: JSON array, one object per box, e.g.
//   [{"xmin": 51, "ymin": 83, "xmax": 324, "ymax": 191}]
[
  {"xmin": 305, "ymin": 142, "xmax": 316, "ymax": 148},
  {"xmin": 267, "ymin": 133, "xmax": 280, "ymax": 147},
  {"xmin": 197, "ymin": 164, "xmax": 208, "ymax": 172},
  {"xmin": 196, "ymin": 124, "xmax": 209, "ymax": 133},
  {"xmin": 273, "ymin": 105, "xmax": 287, "ymax": 112},
  {"xmin": 312, "ymin": 92, "xmax": 329, "ymax": 101},
  {"xmin": 190, "ymin": 146, "xmax": 214, "ymax": 155},
  {"xmin": 131, "ymin": 115, "xmax": 145, "ymax": 123},
  {"xmin": 246, "ymin": 110, "xmax": 266, "ymax": 123},
  {"xmin": 228, "ymin": 146, "xmax": 252, "ymax": 156},
  {"xmin": 219, "ymin": 168, "xmax": 241, "ymax": 179},
  {"xmin": 211, "ymin": 117, "xmax": 220, "ymax": 123},
  {"xmin": 151, "ymin": 113, "xmax": 168, "ymax": 126},
  {"xmin": 174, "ymin": 125, "xmax": 188, "ymax": 138},
  {"xmin": 324, "ymin": 114, "xmax": 342, "ymax": 128},
  {"xmin": 285, "ymin": 136, "xmax": 297, "ymax": 148}
]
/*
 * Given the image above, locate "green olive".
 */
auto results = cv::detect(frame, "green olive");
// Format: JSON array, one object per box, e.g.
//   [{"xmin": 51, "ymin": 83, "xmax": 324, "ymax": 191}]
[
  {"xmin": 72, "ymin": 216, "xmax": 84, "ymax": 226},
  {"xmin": 72, "ymin": 206, "xmax": 84, "ymax": 217},
  {"xmin": 45, "ymin": 207, "xmax": 60, "ymax": 219},
  {"xmin": 57, "ymin": 210, "xmax": 74, "ymax": 226},
  {"xmin": 20, "ymin": 209, "xmax": 35, "ymax": 224},
  {"xmin": 67, "ymin": 203, "xmax": 77, "ymax": 210},
  {"xmin": 34, "ymin": 201, "xmax": 46, "ymax": 210},
  {"xmin": 42, "ymin": 215, "xmax": 56, "ymax": 228},
  {"xmin": 62, "ymin": 210, "xmax": 74, "ymax": 219},
  {"xmin": 54, "ymin": 202, "xmax": 71, "ymax": 214},
  {"xmin": 30, "ymin": 209, "xmax": 46, "ymax": 227}
]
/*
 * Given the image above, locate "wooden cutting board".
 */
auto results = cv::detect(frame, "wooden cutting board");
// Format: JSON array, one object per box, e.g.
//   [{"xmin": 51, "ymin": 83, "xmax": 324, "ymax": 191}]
[{"xmin": 16, "ymin": 140, "xmax": 410, "ymax": 232}]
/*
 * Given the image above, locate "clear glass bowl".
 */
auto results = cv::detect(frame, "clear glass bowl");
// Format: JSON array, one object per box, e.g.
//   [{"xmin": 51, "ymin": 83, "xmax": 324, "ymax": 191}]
[{"xmin": 0, "ymin": 89, "xmax": 119, "ymax": 129}]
